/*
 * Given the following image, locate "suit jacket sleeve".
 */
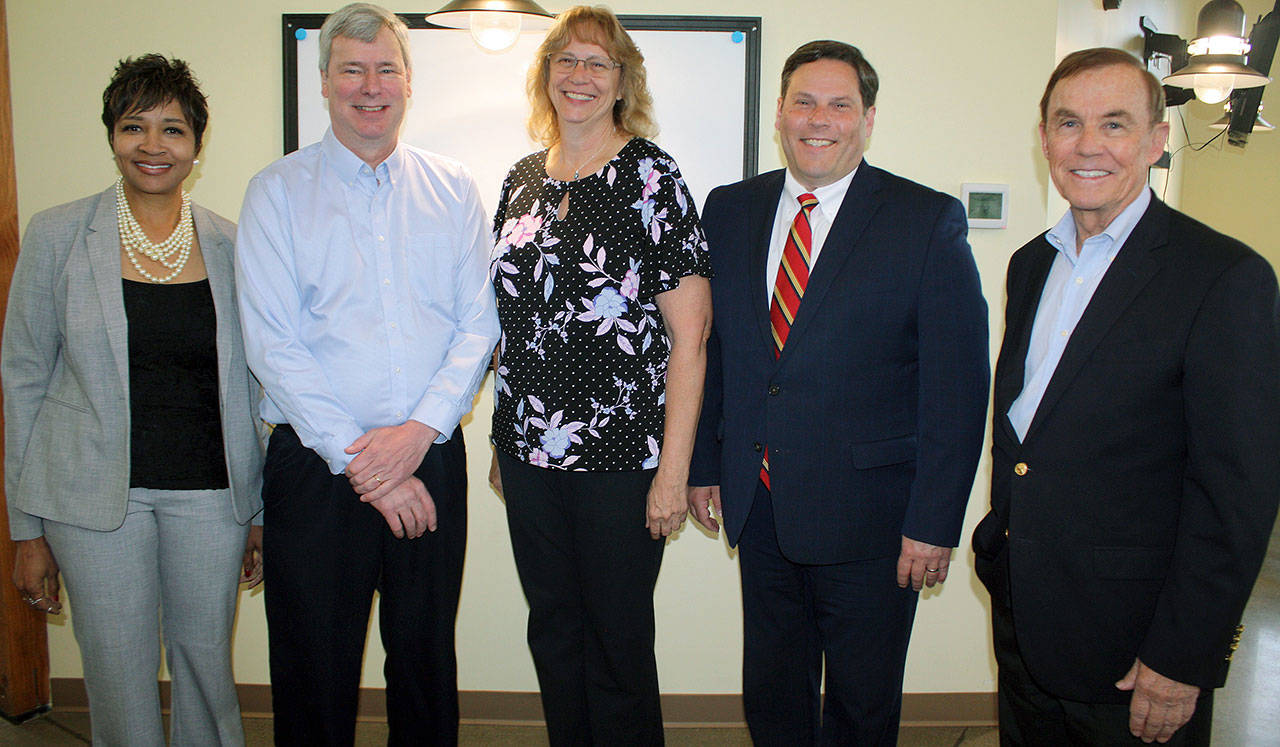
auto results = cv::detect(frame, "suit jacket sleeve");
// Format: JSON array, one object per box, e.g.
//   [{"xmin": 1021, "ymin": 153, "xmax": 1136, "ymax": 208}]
[
  {"xmin": 1139, "ymin": 250, "xmax": 1280, "ymax": 688},
  {"xmin": 689, "ymin": 186, "xmax": 729, "ymax": 487},
  {"xmin": 2, "ymin": 211, "xmax": 67, "ymax": 541},
  {"xmin": 900, "ymin": 197, "xmax": 990, "ymax": 548},
  {"xmin": 689, "ymin": 316, "xmax": 723, "ymax": 486}
]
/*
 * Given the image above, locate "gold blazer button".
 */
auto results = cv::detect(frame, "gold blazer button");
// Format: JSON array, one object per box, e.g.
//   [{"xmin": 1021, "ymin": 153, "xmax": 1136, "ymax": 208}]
[{"xmin": 1014, "ymin": 462, "xmax": 1029, "ymax": 476}]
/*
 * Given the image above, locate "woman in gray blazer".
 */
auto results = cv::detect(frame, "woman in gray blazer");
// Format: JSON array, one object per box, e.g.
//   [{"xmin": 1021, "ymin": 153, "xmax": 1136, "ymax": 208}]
[{"xmin": 3, "ymin": 55, "xmax": 264, "ymax": 746}]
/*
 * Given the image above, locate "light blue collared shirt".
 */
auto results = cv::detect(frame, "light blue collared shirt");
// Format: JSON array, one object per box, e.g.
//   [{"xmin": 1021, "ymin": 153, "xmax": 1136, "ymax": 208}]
[
  {"xmin": 236, "ymin": 130, "xmax": 499, "ymax": 474},
  {"xmin": 1006, "ymin": 188, "xmax": 1152, "ymax": 441}
]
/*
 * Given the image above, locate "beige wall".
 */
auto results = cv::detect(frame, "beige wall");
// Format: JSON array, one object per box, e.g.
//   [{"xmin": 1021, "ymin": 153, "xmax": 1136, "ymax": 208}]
[
  {"xmin": 1178, "ymin": 0, "xmax": 1279, "ymax": 265},
  {"xmin": 5, "ymin": 0, "xmax": 1195, "ymax": 696}
]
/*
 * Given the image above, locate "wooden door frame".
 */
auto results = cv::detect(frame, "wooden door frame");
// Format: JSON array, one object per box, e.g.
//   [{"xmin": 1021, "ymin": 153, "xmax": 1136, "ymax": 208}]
[{"xmin": 0, "ymin": 0, "xmax": 53, "ymax": 722}]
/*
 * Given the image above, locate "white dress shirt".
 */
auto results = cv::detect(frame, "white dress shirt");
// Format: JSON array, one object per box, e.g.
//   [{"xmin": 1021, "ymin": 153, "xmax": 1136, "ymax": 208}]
[
  {"xmin": 763, "ymin": 167, "xmax": 857, "ymax": 302},
  {"xmin": 1007, "ymin": 188, "xmax": 1152, "ymax": 441},
  {"xmin": 236, "ymin": 129, "xmax": 500, "ymax": 474}
]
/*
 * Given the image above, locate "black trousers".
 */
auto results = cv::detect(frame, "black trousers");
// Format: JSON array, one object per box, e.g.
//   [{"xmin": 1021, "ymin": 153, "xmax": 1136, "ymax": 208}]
[
  {"xmin": 263, "ymin": 425, "xmax": 468, "ymax": 746},
  {"xmin": 497, "ymin": 451, "xmax": 665, "ymax": 746},
  {"xmin": 979, "ymin": 545, "xmax": 1213, "ymax": 747},
  {"xmin": 738, "ymin": 483, "xmax": 918, "ymax": 747}
]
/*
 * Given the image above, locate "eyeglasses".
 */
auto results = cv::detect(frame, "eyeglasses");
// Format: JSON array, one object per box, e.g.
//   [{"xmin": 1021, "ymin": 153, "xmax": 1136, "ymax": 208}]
[{"xmin": 547, "ymin": 52, "xmax": 622, "ymax": 77}]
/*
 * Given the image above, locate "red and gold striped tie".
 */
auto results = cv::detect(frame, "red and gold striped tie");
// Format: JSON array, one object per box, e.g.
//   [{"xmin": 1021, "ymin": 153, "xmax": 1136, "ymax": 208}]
[{"xmin": 761, "ymin": 192, "xmax": 818, "ymax": 490}]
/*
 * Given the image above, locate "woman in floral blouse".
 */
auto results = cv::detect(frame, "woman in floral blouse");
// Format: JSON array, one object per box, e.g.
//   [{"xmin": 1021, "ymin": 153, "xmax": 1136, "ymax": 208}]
[{"xmin": 488, "ymin": 6, "xmax": 712, "ymax": 744}]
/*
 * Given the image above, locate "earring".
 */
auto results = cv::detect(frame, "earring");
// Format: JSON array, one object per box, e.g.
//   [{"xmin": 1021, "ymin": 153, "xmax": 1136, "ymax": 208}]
[{"xmin": 193, "ymin": 159, "xmax": 200, "ymax": 165}]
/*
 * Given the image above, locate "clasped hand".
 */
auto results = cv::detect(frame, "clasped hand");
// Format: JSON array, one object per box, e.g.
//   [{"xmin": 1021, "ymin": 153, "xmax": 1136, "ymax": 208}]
[{"xmin": 345, "ymin": 421, "xmax": 439, "ymax": 538}]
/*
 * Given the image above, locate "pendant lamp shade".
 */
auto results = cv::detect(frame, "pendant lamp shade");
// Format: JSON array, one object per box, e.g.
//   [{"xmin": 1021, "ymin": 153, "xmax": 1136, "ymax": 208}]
[{"xmin": 1164, "ymin": 0, "xmax": 1271, "ymax": 103}]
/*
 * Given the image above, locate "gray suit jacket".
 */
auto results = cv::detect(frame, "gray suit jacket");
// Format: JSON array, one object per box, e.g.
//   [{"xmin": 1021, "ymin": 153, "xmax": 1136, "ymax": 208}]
[{"xmin": 2, "ymin": 185, "xmax": 264, "ymax": 540}]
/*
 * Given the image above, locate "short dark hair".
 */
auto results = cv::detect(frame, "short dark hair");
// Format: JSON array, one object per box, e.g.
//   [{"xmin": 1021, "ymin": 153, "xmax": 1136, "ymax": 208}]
[
  {"xmin": 780, "ymin": 40, "xmax": 878, "ymax": 108},
  {"xmin": 102, "ymin": 54, "xmax": 209, "ymax": 151},
  {"xmin": 1040, "ymin": 47, "xmax": 1165, "ymax": 126}
]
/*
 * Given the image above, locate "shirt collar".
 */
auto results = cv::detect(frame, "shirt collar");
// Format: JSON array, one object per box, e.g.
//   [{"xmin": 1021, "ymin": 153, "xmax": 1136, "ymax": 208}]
[
  {"xmin": 321, "ymin": 128, "xmax": 403, "ymax": 186},
  {"xmin": 1046, "ymin": 187, "xmax": 1152, "ymax": 260},
  {"xmin": 783, "ymin": 164, "xmax": 858, "ymax": 213}
]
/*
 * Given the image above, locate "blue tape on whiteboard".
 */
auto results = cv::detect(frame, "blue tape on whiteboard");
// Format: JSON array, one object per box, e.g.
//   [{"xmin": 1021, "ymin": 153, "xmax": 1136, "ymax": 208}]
[
  {"xmin": 731, "ymin": 31, "xmax": 744, "ymax": 43},
  {"xmin": 295, "ymin": 28, "xmax": 307, "ymax": 41}
]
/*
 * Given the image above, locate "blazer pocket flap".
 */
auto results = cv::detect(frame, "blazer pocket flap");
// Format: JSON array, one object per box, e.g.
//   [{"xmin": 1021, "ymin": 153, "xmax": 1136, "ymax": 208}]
[
  {"xmin": 1093, "ymin": 547, "xmax": 1170, "ymax": 579},
  {"xmin": 849, "ymin": 435, "xmax": 917, "ymax": 469}
]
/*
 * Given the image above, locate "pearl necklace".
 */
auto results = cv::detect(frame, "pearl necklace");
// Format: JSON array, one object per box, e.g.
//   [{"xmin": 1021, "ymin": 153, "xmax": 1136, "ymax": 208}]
[{"xmin": 115, "ymin": 176, "xmax": 193, "ymax": 283}]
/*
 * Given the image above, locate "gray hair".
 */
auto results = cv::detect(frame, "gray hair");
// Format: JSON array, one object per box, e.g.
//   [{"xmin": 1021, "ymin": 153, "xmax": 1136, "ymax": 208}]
[{"xmin": 318, "ymin": 3, "xmax": 411, "ymax": 75}]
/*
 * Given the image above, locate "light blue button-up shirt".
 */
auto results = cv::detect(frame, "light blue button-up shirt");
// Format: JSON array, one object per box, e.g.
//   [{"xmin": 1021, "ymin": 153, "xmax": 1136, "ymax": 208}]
[
  {"xmin": 1007, "ymin": 188, "xmax": 1151, "ymax": 441},
  {"xmin": 236, "ymin": 130, "xmax": 499, "ymax": 474}
]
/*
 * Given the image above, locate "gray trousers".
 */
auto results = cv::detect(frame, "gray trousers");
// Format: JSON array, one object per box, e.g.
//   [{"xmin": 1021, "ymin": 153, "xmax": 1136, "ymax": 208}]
[{"xmin": 43, "ymin": 487, "xmax": 249, "ymax": 747}]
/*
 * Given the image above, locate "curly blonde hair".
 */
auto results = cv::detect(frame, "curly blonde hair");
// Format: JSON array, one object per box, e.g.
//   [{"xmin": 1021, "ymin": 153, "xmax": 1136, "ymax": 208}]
[{"xmin": 526, "ymin": 5, "xmax": 657, "ymax": 146}]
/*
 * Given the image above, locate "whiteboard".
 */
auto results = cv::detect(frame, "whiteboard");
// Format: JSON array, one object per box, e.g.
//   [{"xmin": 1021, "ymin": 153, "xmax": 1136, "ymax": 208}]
[{"xmin": 283, "ymin": 14, "xmax": 760, "ymax": 216}]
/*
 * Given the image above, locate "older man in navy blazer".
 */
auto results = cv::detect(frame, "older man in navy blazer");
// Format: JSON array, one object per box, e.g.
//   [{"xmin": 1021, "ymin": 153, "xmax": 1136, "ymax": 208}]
[
  {"xmin": 688, "ymin": 40, "xmax": 990, "ymax": 745},
  {"xmin": 974, "ymin": 48, "xmax": 1280, "ymax": 746}
]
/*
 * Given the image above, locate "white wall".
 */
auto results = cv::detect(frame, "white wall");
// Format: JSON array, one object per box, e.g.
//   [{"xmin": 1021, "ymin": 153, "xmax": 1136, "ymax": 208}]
[{"xmin": 5, "ymin": 0, "xmax": 1169, "ymax": 697}]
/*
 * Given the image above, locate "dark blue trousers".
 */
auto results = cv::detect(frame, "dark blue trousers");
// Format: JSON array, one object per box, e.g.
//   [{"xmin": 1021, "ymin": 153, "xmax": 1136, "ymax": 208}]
[
  {"xmin": 738, "ymin": 483, "xmax": 918, "ymax": 746},
  {"xmin": 263, "ymin": 425, "xmax": 468, "ymax": 746}
]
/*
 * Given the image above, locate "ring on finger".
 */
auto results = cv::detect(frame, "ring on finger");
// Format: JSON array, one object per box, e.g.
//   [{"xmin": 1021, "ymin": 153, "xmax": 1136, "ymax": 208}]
[
  {"xmin": 925, "ymin": 568, "xmax": 940, "ymax": 573},
  {"xmin": 374, "ymin": 474, "xmax": 384, "ymax": 485}
]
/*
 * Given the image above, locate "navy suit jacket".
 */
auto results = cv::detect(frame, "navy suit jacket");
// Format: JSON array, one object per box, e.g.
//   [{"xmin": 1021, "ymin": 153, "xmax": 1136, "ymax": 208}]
[
  {"xmin": 690, "ymin": 163, "xmax": 990, "ymax": 565},
  {"xmin": 974, "ymin": 195, "xmax": 1280, "ymax": 702}
]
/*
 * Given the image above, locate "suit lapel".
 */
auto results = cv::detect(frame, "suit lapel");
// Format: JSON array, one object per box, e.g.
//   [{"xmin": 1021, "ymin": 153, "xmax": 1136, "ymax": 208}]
[
  {"xmin": 780, "ymin": 162, "xmax": 882, "ymax": 356},
  {"xmin": 86, "ymin": 186, "xmax": 130, "ymax": 393},
  {"xmin": 749, "ymin": 170, "xmax": 785, "ymax": 357},
  {"xmin": 995, "ymin": 239, "xmax": 1056, "ymax": 445},
  {"xmin": 194, "ymin": 206, "xmax": 235, "ymax": 415},
  {"xmin": 1022, "ymin": 200, "xmax": 1168, "ymax": 443}
]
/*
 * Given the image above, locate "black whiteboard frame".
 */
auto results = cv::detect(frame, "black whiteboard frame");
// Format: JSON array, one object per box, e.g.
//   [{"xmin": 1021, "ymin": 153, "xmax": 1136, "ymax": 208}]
[{"xmin": 281, "ymin": 13, "xmax": 761, "ymax": 178}]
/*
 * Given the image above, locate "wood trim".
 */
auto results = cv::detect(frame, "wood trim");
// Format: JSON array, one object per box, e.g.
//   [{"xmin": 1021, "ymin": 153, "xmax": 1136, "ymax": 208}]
[
  {"xmin": 50, "ymin": 680, "xmax": 997, "ymax": 727},
  {"xmin": 0, "ymin": 0, "xmax": 53, "ymax": 722}
]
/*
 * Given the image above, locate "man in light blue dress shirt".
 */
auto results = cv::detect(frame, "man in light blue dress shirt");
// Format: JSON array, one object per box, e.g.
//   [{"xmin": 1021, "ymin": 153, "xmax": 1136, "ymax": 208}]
[{"xmin": 234, "ymin": 4, "xmax": 498, "ymax": 744}]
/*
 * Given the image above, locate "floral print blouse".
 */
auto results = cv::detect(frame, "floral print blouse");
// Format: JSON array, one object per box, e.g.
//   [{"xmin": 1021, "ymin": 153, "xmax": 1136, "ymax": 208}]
[{"xmin": 491, "ymin": 138, "xmax": 712, "ymax": 471}]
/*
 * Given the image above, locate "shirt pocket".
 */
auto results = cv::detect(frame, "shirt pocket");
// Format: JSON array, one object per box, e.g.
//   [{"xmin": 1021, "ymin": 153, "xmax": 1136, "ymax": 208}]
[{"xmin": 405, "ymin": 232, "xmax": 455, "ymax": 300}]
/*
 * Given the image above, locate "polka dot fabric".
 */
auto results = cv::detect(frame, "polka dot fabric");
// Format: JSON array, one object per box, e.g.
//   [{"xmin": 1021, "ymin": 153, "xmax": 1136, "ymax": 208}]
[{"xmin": 490, "ymin": 138, "xmax": 711, "ymax": 471}]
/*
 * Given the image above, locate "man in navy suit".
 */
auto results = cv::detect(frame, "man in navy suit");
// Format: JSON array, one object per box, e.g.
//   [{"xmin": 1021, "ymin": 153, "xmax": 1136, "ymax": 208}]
[
  {"xmin": 688, "ymin": 40, "xmax": 990, "ymax": 744},
  {"xmin": 973, "ymin": 48, "xmax": 1280, "ymax": 746}
]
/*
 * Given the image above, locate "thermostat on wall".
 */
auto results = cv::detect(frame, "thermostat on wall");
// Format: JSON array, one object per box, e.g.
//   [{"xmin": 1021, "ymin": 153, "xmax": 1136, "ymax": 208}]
[{"xmin": 961, "ymin": 183, "xmax": 1009, "ymax": 229}]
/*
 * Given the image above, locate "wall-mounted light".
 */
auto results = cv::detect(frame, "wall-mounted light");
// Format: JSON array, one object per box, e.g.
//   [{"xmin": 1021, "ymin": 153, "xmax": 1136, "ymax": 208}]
[
  {"xmin": 426, "ymin": 0, "xmax": 555, "ymax": 53},
  {"xmin": 1163, "ymin": 0, "xmax": 1270, "ymax": 103}
]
